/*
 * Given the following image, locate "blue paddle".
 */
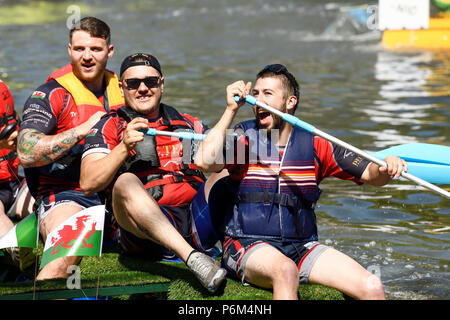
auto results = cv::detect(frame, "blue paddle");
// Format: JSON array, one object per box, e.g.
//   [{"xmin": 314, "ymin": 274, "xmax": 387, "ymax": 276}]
[
  {"xmin": 145, "ymin": 126, "xmax": 450, "ymax": 184},
  {"xmin": 144, "ymin": 128, "xmax": 206, "ymax": 141},
  {"xmin": 234, "ymin": 95, "xmax": 450, "ymax": 199},
  {"xmin": 372, "ymin": 143, "xmax": 450, "ymax": 185}
]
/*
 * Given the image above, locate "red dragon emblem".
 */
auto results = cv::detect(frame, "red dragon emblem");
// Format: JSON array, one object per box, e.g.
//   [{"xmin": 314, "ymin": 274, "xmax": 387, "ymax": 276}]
[{"xmin": 50, "ymin": 215, "xmax": 97, "ymax": 255}]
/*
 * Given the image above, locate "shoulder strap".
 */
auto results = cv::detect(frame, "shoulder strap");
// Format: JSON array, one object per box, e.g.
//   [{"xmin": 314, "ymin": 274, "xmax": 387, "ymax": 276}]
[
  {"xmin": 160, "ymin": 103, "xmax": 195, "ymax": 129},
  {"xmin": 116, "ymin": 105, "xmax": 143, "ymax": 122},
  {"xmin": 236, "ymin": 119, "xmax": 258, "ymax": 132}
]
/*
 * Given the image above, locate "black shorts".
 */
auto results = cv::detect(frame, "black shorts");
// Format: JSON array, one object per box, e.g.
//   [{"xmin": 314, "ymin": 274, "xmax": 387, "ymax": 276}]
[
  {"xmin": 0, "ymin": 178, "xmax": 24, "ymax": 214},
  {"xmin": 37, "ymin": 189, "xmax": 103, "ymax": 223}
]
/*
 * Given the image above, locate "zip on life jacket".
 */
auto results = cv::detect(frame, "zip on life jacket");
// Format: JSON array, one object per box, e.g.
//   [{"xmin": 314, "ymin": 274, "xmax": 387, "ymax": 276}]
[
  {"xmin": 222, "ymin": 119, "xmax": 322, "ymax": 242},
  {"xmin": 116, "ymin": 104, "xmax": 206, "ymax": 201}
]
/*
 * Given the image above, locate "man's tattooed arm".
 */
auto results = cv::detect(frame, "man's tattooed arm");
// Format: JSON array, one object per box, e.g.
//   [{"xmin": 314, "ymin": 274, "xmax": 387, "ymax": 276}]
[
  {"xmin": 17, "ymin": 110, "xmax": 106, "ymax": 168},
  {"xmin": 17, "ymin": 128, "xmax": 82, "ymax": 168}
]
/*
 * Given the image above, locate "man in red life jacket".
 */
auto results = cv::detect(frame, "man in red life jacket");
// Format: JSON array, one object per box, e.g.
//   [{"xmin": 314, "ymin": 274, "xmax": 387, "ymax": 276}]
[
  {"xmin": 80, "ymin": 53, "xmax": 227, "ymax": 293},
  {"xmin": 17, "ymin": 17, "xmax": 124, "ymax": 280},
  {"xmin": 0, "ymin": 80, "xmax": 35, "ymax": 271},
  {"xmin": 194, "ymin": 64, "xmax": 408, "ymax": 300}
]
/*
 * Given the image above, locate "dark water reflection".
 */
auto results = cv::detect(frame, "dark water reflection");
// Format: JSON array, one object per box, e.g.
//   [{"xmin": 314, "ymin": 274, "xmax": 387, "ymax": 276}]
[{"xmin": 0, "ymin": 0, "xmax": 448, "ymax": 299}]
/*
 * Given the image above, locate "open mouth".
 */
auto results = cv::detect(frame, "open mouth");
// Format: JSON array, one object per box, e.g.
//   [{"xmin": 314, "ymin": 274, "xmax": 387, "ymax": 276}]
[
  {"xmin": 81, "ymin": 62, "xmax": 95, "ymax": 71},
  {"xmin": 257, "ymin": 110, "xmax": 272, "ymax": 123}
]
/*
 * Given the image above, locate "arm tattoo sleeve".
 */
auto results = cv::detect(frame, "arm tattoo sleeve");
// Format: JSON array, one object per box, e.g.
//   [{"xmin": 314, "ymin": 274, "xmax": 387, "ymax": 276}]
[{"xmin": 18, "ymin": 128, "xmax": 81, "ymax": 168}]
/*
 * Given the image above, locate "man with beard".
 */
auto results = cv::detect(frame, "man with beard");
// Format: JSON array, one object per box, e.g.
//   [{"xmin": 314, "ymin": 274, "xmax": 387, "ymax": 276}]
[
  {"xmin": 18, "ymin": 17, "xmax": 124, "ymax": 280},
  {"xmin": 194, "ymin": 64, "xmax": 407, "ymax": 300}
]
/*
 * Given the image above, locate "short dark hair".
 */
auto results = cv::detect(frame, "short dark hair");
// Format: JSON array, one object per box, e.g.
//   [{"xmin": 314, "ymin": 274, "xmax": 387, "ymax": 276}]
[
  {"xmin": 256, "ymin": 64, "xmax": 300, "ymax": 111},
  {"xmin": 120, "ymin": 53, "xmax": 162, "ymax": 79},
  {"xmin": 70, "ymin": 16, "xmax": 111, "ymax": 45}
]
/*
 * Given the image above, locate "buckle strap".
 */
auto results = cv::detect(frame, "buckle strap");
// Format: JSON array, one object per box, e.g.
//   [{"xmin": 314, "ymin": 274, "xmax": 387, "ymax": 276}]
[
  {"xmin": 0, "ymin": 150, "xmax": 17, "ymax": 162},
  {"xmin": 144, "ymin": 174, "xmax": 199, "ymax": 189},
  {"xmin": 237, "ymin": 192, "xmax": 306, "ymax": 209}
]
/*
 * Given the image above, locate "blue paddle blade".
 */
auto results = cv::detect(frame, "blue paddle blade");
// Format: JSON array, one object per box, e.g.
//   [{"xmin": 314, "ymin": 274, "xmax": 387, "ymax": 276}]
[
  {"xmin": 373, "ymin": 143, "xmax": 450, "ymax": 184},
  {"xmin": 373, "ymin": 143, "xmax": 450, "ymax": 166},
  {"xmin": 399, "ymin": 162, "xmax": 450, "ymax": 185}
]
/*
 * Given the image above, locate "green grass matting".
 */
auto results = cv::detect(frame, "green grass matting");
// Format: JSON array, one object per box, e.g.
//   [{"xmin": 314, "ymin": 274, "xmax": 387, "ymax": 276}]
[{"xmin": 0, "ymin": 246, "xmax": 344, "ymax": 300}]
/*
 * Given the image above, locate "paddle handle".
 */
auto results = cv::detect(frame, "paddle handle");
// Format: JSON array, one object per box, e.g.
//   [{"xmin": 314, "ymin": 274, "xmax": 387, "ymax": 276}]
[
  {"xmin": 235, "ymin": 95, "xmax": 450, "ymax": 199},
  {"xmin": 145, "ymin": 128, "xmax": 205, "ymax": 141},
  {"xmin": 234, "ymin": 95, "xmax": 315, "ymax": 132}
]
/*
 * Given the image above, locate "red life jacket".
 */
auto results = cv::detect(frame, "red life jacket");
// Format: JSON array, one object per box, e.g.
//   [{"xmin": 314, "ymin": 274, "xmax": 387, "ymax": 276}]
[
  {"xmin": 0, "ymin": 81, "xmax": 19, "ymax": 183},
  {"xmin": 116, "ymin": 104, "xmax": 206, "ymax": 202},
  {"xmin": 0, "ymin": 150, "xmax": 19, "ymax": 183},
  {"xmin": 23, "ymin": 64, "xmax": 125, "ymax": 197},
  {"xmin": 47, "ymin": 64, "xmax": 125, "ymax": 115}
]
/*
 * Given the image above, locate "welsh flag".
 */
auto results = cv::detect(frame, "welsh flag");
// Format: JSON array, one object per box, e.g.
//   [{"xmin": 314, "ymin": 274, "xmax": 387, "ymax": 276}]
[
  {"xmin": 0, "ymin": 212, "xmax": 38, "ymax": 249},
  {"xmin": 40, "ymin": 205, "xmax": 105, "ymax": 270}
]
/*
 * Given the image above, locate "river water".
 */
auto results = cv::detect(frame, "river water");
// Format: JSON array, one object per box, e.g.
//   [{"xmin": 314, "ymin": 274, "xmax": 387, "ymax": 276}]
[{"xmin": 0, "ymin": 0, "xmax": 449, "ymax": 299}]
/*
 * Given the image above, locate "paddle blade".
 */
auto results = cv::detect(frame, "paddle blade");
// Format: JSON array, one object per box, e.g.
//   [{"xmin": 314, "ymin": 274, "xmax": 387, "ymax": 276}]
[
  {"xmin": 373, "ymin": 143, "xmax": 450, "ymax": 184},
  {"xmin": 373, "ymin": 143, "xmax": 450, "ymax": 166}
]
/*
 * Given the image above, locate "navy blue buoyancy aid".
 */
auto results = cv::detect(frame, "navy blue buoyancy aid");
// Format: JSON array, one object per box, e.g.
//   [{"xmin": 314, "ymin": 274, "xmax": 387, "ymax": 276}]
[{"xmin": 223, "ymin": 120, "xmax": 321, "ymax": 242}]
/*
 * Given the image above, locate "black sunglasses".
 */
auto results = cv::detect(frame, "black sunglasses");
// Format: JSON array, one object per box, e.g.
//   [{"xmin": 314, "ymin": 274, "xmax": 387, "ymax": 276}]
[
  {"xmin": 124, "ymin": 76, "xmax": 160, "ymax": 90},
  {"xmin": 259, "ymin": 64, "xmax": 299, "ymax": 99}
]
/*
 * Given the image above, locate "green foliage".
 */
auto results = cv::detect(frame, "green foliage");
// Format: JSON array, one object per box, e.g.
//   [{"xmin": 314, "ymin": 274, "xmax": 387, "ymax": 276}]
[{"xmin": 0, "ymin": 1, "xmax": 91, "ymax": 25}]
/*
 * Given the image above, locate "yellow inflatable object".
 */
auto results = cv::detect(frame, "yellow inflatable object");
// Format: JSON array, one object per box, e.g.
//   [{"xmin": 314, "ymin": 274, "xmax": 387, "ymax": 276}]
[{"xmin": 382, "ymin": 13, "xmax": 450, "ymax": 49}]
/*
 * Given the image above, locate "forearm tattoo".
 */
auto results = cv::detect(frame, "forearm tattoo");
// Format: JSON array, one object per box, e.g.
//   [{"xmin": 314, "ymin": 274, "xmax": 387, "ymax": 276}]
[{"xmin": 18, "ymin": 128, "xmax": 81, "ymax": 168}]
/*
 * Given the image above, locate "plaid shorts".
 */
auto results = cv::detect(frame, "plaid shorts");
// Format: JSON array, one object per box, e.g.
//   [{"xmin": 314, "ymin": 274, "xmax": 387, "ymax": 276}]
[{"xmin": 222, "ymin": 236, "xmax": 329, "ymax": 284}]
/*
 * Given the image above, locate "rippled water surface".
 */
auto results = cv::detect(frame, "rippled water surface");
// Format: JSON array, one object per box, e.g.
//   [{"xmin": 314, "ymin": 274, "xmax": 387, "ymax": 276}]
[{"xmin": 0, "ymin": 0, "xmax": 449, "ymax": 299}]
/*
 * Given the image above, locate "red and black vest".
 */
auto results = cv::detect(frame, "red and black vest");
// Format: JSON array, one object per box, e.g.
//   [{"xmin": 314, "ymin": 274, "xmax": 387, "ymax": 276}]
[
  {"xmin": 116, "ymin": 104, "xmax": 206, "ymax": 201},
  {"xmin": 0, "ymin": 149, "xmax": 19, "ymax": 184}
]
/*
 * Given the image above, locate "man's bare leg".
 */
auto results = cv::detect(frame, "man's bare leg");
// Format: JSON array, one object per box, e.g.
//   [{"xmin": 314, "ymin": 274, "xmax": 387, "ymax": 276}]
[
  {"xmin": 112, "ymin": 173, "xmax": 227, "ymax": 293},
  {"xmin": 112, "ymin": 173, "xmax": 194, "ymax": 261},
  {"xmin": 243, "ymin": 245, "xmax": 300, "ymax": 300},
  {"xmin": 37, "ymin": 204, "xmax": 84, "ymax": 280},
  {"xmin": 308, "ymin": 247, "xmax": 386, "ymax": 300}
]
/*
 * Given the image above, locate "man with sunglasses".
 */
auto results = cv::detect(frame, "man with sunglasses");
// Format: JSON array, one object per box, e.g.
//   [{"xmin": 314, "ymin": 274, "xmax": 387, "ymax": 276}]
[
  {"xmin": 195, "ymin": 64, "xmax": 407, "ymax": 299},
  {"xmin": 17, "ymin": 17, "xmax": 124, "ymax": 280},
  {"xmin": 0, "ymin": 80, "xmax": 35, "ymax": 271},
  {"xmin": 80, "ymin": 53, "xmax": 227, "ymax": 294}
]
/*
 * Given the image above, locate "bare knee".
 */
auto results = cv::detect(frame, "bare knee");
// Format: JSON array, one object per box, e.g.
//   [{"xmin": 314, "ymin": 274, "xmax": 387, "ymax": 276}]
[
  {"xmin": 113, "ymin": 172, "xmax": 139, "ymax": 197},
  {"xmin": 273, "ymin": 259, "xmax": 299, "ymax": 286},
  {"xmin": 270, "ymin": 259, "xmax": 299, "ymax": 300},
  {"xmin": 360, "ymin": 274, "xmax": 385, "ymax": 300}
]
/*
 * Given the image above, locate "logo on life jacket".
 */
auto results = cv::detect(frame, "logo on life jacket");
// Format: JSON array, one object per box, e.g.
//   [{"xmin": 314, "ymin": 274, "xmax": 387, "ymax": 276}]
[
  {"xmin": 86, "ymin": 128, "xmax": 98, "ymax": 137},
  {"xmin": 31, "ymin": 91, "xmax": 46, "ymax": 100}
]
